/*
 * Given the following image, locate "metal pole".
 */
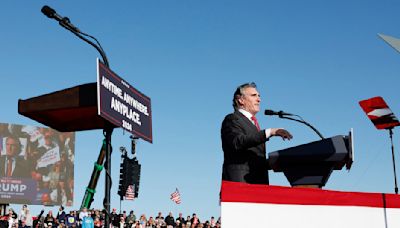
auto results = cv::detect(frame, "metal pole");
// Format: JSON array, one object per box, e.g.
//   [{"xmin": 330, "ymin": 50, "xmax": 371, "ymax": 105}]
[
  {"xmin": 389, "ymin": 128, "xmax": 398, "ymax": 194},
  {"xmin": 120, "ymin": 199, "xmax": 122, "ymax": 214},
  {"xmin": 104, "ymin": 126, "xmax": 113, "ymax": 227}
]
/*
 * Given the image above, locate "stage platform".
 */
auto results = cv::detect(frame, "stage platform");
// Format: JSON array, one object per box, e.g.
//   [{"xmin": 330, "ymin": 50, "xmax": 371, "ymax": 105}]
[{"xmin": 221, "ymin": 181, "xmax": 400, "ymax": 227}]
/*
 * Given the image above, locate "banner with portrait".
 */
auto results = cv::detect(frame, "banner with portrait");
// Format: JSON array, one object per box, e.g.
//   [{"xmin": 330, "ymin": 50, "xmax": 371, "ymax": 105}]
[{"xmin": 0, "ymin": 122, "xmax": 75, "ymax": 206}]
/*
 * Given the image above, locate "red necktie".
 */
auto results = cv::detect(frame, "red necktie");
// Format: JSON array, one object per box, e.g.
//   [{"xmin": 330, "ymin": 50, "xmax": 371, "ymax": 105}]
[
  {"xmin": 251, "ymin": 116, "xmax": 261, "ymax": 131},
  {"xmin": 6, "ymin": 159, "xmax": 12, "ymax": 176}
]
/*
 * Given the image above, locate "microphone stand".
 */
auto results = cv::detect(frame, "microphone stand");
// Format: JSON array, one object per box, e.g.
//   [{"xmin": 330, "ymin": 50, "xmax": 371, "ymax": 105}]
[
  {"xmin": 278, "ymin": 115, "xmax": 325, "ymax": 140},
  {"xmin": 59, "ymin": 23, "xmax": 110, "ymax": 67},
  {"xmin": 54, "ymin": 15, "xmax": 113, "ymax": 226}
]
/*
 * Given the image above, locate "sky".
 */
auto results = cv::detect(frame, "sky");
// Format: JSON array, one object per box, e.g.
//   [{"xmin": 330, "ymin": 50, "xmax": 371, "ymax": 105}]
[{"xmin": 1, "ymin": 0, "xmax": 400, "ymax": 221}]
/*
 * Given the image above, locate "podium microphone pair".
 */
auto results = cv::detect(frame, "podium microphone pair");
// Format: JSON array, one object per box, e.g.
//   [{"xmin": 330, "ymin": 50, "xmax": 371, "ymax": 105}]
[
  {"xmin": 264, "ymin": 109, "xmax": 293, "ymax": 117},
  {"xmin": 41, "ymin": 5, "xmax": 80, "ymax": 33}
]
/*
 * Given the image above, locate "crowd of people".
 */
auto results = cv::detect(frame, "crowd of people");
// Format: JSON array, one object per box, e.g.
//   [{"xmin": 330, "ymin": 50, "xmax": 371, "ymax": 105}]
[{"xmin": 1, "ymin": 205, "xmax": 221, "ymax": 228}]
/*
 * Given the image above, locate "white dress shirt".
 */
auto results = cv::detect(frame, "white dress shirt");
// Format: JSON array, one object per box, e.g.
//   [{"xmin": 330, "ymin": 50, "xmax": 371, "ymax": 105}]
[{"xmin": 238, "ymin": 109, "xmax": 272, "ymax": 138}]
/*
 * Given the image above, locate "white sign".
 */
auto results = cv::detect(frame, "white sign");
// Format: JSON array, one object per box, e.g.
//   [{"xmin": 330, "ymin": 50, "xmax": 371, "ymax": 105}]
[{"xmin": 37, "ymin": 147, "xmax": 60, "ymax": 168}]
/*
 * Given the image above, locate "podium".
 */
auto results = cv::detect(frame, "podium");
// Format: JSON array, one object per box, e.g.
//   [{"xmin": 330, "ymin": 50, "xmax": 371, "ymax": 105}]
[
  {"xmin": 268, "ymin": 132, "xmax": 353, "ymax": 187},
  {"xmin": 18, "ymin": 83, "xmax": 115, "ymax": 132},
  {"xmin": 18, "ymin": 81, "xmax": 116, "ymax": 218}
]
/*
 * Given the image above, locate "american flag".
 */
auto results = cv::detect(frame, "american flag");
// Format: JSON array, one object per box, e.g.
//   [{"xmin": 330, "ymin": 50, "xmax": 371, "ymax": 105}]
[
  {"xmin": 125, "ymin": 185, "xmax": 135, "ymax": 200},
  {"xmin": 170, "ymin": 188, "xmax": 181, "ymax": 204}
]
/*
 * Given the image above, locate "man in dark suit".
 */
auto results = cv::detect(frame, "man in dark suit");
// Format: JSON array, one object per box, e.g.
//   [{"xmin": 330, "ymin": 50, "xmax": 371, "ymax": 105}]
[
  {"xmin": 221, "ymin": 82, "xmax": 292, "ymax": 184},
  {"xmin": 0, "ymin": 136, "xmax": 29, "ymax": 178}
]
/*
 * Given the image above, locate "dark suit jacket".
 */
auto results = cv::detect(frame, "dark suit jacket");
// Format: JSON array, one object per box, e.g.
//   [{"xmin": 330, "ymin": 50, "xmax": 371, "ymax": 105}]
[
  {"xmin": 221, "ymin": 111, "xmax": 269, "ymax": 184},
  {"xmin": 0, "ymin": 156, "xmax": 30, "ymax": 178}
]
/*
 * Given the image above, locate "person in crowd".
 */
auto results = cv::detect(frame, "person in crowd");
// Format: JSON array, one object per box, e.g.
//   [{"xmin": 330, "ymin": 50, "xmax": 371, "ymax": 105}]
[
  {"xmin": 118, "ymin": 215, "xmax": 125, "ymax": 228},
  {"xmin": 110, "ymin": 208, "xmax": 120, "ymax": 227},
  {"xmin": 32, "ymin": 209, "xmax": 45, "ymax": 228},
  {"xmin": 214, "ymin": 217, "xmax": 221, "ymax": 228},
  {"xmin": 138, "ymin": 214, "xmax": 147, "ymax": 228},
  {"xmin": 91, "ymin": 210, "xmax": 97, "ymax": 220},
  {"xmin": 146, "ymin": 216, "xmax": 155, "ymax": 228},
  {"xmin": 175, "ymin": 220, "xmax": 181, "ymax": 228},
  {"xmin": 185, "ymin": 216, "xmax": 191, "ymax": 228},
  {"xmin": 175, "ymin": 213, "xmax": 185, "ymax": 228},
  {"xmin": 56, "ymin": 206, "xmax": 66, "ymax": 226},
  {"xmin": 94, "ymin": 211, "xmax": 101, "ymax": 226},
  {"xmin": 126, "ymin": 210, "xmax": 136, "ymax": 226},
  {"xmin": 93, "ymin": 217, "xmax": 101, "ymax": 228},
  {"xmin": 209, "ymin": 217, "xmax": 216, "ymax": 228},
  {"xmin": 43, "ymin": 210, "xmax": 55, "ymax": 227},
  {"xmin": 0, "ymin": 136, "xmax": 29, "ymax": 178},
  {"xmin": 18, "ymin": 205, "xmax": 27, "ymax": 227},
  {"xmin": 121, "ymin": 211, "xmax": 127, "ymax": 221},
  {"xmin": 204, "ymin": 220, "xmax": 212, "ymax": 228},
  {"xmin": 133, "ymin": 220, "xmax": 141, "ymax": 228},
  {"xmin": 164, "ymin": 212, "xmax": 175, "ymax": 228},
  {"xmin": 66, "ymin": 210, "xmax": 78, "ymax": 228},
  {"xmin": 154, "ymin": 212, "xmax": 164, "ymax": 227},
  {"xmin": 7, "ymin": 208, "xmax": 17, "ymax": 228},
  {"xmin": 81, "ymin": 212, "xmax": 94, "ymax": 228},
  {"xmin": 190, "ymin": 214, "xmax": 200, "ymax": 228},
  {"xmin": 221, "ymin": 82, "xmax": 293, "ymax": 184},
  {"xmin": 79, "ymin": 208, "xmax": 89, "ymax": 221},
  {"xmin": 24, "ymin": 208, "xmax": 33, "ymax": 228},
  {"xmin": 99, "ymin": 210, "xmax": 106, "ymax": 226},
  {"xmin": 0, "ymin": 217, "xmax": 8, "ymax": 228}
]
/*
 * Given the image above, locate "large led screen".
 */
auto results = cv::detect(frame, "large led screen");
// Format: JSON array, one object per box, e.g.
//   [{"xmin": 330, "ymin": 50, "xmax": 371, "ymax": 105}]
[{"xmin": 0, "ymin": 123, "xmax": 74, "ymax": 205}]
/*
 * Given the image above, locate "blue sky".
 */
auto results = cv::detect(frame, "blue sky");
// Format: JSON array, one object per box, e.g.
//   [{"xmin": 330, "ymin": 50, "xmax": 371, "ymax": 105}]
[{"xmin": 1, "ymin": 0, "xmax": 400, "ymax": 221}]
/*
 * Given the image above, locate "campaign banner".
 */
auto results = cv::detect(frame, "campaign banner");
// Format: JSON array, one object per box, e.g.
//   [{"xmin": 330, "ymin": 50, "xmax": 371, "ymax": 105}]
[
  {"xmin": 97, "ymin": 59, "xmax": 153, "ymax": 143},
  {"xmin": 221, "ymin": 181, "xmax": 400, "ymax": 228},
  {"xmin": 0, "ymin": 178, "xmax": 36, "ymax": 204},
  {"xmin": 0, "ymin": 122, "xmax": 75, "ymax": 205}
]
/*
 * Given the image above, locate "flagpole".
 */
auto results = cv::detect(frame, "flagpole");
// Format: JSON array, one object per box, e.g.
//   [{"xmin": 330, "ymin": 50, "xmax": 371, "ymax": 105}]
[
  {"xmin": 120, "ymin": 198, "xmax": 122, "ymax": 214},
  {"xmin": 176, "ymin": 188, "xmax": 179, "ymax": 224},
  {"xmin": 388, "ymin": 128, "xmax": 398, "ymax": 194},
  {"xmin": 175, "ymin": 201, "xmax": 178, "ymax": 226}
]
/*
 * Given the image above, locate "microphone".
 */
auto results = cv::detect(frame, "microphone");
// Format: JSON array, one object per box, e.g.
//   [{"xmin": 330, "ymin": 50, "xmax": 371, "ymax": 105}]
[
  {"xmin": 41, "ymin": 5, "xmax": 80, "ymax": 33},
  {"xmin": 264, "ymin": 109, "xmax": 294, "ymax": 116}
]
